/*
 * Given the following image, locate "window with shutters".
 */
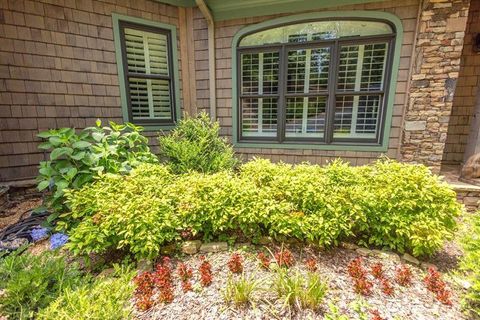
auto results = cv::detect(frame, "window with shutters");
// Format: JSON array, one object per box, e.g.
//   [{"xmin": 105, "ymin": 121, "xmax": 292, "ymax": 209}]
[
  {"xmin": 118, "ymin": 21, "xmax": 177, "ymax": 125},
  {"xmin": 236, "ymin": 19, "xmax": 396, "ymax": 145}
]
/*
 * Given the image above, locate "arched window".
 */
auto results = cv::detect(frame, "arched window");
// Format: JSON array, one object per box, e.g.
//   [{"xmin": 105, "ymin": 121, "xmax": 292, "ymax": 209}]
[{"xmin": 235, "ymin": 18, "xmax": 397, "ymax": 146}]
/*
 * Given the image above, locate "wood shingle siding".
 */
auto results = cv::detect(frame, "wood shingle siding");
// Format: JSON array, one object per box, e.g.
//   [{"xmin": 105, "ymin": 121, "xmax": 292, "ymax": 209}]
[{"xmin": 0, "ymin": 0, "xmax": 182, "ymax": 182}]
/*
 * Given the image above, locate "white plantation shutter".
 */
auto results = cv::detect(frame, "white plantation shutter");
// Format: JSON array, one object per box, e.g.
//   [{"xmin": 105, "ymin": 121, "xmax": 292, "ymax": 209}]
[
  {"xmin": 334, "ymin": 42, "xmax": 388, "ymax": 139},
  {"xmin": 122, "ymin": 26, "xmax": 174, "ymax": 123}
]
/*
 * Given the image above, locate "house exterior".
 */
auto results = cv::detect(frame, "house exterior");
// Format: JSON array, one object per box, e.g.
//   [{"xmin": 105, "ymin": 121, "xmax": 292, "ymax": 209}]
[{"xmin": 0, "ymin": 0, "xmax": 479, "ymax": 183}]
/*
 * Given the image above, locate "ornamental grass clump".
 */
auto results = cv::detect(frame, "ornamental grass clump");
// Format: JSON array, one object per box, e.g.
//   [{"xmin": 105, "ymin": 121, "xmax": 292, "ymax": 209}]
[
  {"xmin": 274, "ymin": 269, "xmax": 328, "ymax": 310},
  {"xmin": 223, "ymin": 274, "xmax": 260, "ymax": 306},
  {"xmin": 64, "ymin": 158, "xmax": 462, "ymax": 259}
]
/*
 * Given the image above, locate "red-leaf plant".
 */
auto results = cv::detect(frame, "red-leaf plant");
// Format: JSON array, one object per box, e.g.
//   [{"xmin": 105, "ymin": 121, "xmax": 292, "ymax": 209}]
[
  {"xmin": 347, "ymin": 257, "xmax": 373, "ymax": 296},
  {"xmin": 371, "ymin": 262, "xmax": 384, "ymax": 279},
  {"xmin": 274, "ymin": 248, "xmax": 295, "ymax": 268},
  {"xmin": 347, "ymin": 257, "xmax": 367, "ymax": 279},
  {"xmin": 305, "ymin": 258, "xmax": 318, "ymax": 272},
  {"xmin": 227, "ymin": 253, "xmax": 243, "ymax": 274},
  {"xmin": 353, "ymin": 276, "xmax": 374, "ymax": 296},
  {"xmin": 380, "ymin": 278, "xmax": 394, "ymax": 296},
  {"xmin": 258, "ymin": 252, "xmax": 271, "ymax": 269},
  {"xmin": 395, "ymin": 264, "xmax": 413, "ymax": 287},
  {"xmin": 153, "ymin": 257, "xmax": 174, "ymax": 303},
  {"xmin": 199, "ymin": 255, "xmax": 213, "ymax": 287},
  {"xmin": 370, "ymin": 309, "xmax": 386, "ymax": 320},
  {"xmin": 177, "ymin": 262, "xmax": 193, "ymax": 292},
  {"xmin": 133, "ymin": 271, "xmax": 155, "ymax": 311},
  {"xmin": 424, "ymin": 267, "xmax": 453, "ymax": 306}
]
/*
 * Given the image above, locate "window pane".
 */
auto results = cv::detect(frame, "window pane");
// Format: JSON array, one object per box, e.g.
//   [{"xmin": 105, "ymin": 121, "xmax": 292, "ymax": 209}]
[
  {"xmin": 240, "ymin": 20, "xmax": 393, "ymax": 46},
  {"xmin": 241, "ymin": 97, "xmax": 277, "ymax": 137},
  {"xmin": 241, "ymin": 52, "xmax": 279, "ymax": 95},
  {"xmin": 333, "ymin": 95, "xmax": 381, "ymax": 139},
  {"xmin": 286, "ymin": 96, "xmax": 326, "ymax": 138},
  {"xmin": 129, "ymin": 77, "xmax": 171, "ymax": 120},
  {"xmin": 125, "ymin": 28, "xmax": 169, "ymax": 76},
  {"xmin": 337, "ymin": 42, "xmax": 388, "ymax": 92},
  {"xmin": 287, "ymin": 47, "xmax": 330, "ymax": 93}
]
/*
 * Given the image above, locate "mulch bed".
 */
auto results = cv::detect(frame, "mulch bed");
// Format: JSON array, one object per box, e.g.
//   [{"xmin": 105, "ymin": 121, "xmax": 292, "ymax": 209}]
[
  {"xmin": 0, "ymin": 194, "xmax": 42, "ymax": 230},
  {"xmin": 135, "ymin": 243, "xmax": 466, "ymax": 320}
]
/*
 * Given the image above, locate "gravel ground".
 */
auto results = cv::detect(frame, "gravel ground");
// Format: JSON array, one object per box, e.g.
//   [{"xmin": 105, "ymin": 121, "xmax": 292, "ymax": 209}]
[{"xmin": 134, "ymin": 244, "xmax": 466, "ymax": 320}]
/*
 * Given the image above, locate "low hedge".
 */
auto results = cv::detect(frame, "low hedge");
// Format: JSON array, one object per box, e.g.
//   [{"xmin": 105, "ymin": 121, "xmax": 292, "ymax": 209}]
[{"xmin": 63, "ymin": 159, "xmax": 462, "ymax": 259}]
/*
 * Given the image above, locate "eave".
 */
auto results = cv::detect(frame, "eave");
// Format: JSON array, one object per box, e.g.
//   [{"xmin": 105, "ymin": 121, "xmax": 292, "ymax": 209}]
[{"xmin": 154, "ymin": 0, "xmax": 386, "ymax": 21}]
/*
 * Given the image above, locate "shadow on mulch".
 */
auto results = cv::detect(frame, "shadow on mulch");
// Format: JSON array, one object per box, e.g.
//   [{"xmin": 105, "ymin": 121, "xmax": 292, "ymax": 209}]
[{"xmin": 425, "ymin": 240, "xmax": 463, "ymax": 273}]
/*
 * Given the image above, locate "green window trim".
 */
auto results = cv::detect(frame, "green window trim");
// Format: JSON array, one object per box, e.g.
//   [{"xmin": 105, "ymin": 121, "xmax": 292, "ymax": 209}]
[
  {"xmin": 112, "ymin": 13, "xmax": 181, "ymax": 131},
  {"xmin": 231, "ymin": 11, "xmax": 404, "ymax": 152}
]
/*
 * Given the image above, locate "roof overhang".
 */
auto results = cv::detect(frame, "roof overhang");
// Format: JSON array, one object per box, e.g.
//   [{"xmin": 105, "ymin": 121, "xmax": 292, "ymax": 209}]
[{"xmin": 156, "ymin": 0, "xmax": 386, "ymax": 21}]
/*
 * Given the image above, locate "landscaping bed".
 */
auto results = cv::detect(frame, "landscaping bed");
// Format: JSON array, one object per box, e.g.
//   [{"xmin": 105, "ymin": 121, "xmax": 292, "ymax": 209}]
[
  {"xmin": 0, "ymin": 115, "xmax": 478, "ymax": 319},
  {"xmin": 133, "ymin": 243, "xmax": 466, "ymax": 320}
]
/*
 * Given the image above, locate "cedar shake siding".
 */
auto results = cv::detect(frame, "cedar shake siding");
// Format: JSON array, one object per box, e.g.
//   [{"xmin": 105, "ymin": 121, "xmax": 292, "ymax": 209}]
[
  {"xmin": 0, "ymin": 0, "xmax": 183, "ymax": 182},
  {"xmin": 0, "ymin": 0, "xmax": 476, "ymax": 182}
]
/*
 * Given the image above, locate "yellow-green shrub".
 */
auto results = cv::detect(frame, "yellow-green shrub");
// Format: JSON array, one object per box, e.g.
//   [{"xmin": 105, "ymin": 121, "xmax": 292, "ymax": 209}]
[{"xmin": 64, "ymin": 159, "xmax": 462, "ymax": 259}]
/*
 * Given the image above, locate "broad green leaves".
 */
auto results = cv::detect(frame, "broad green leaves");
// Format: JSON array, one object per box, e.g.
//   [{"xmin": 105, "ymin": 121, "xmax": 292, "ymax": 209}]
[{"xmin": 36, "ymin": 120, "xmax": 158, "ymax": 215}]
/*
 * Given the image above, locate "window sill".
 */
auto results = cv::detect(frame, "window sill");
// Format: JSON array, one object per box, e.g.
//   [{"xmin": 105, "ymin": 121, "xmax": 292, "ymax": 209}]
[
  {"xmin": 140, "ymin": 124, "xmax": 177, "ymax": 132},
  {"xmin": 233, "ymin": 141, "xmax": 388, "ymax": 152}
]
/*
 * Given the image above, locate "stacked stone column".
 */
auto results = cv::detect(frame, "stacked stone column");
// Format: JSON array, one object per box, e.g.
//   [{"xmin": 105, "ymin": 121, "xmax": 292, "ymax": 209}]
[{"xmin": 401, "ymin": 0, "xmax": 471, "ymax": 172}]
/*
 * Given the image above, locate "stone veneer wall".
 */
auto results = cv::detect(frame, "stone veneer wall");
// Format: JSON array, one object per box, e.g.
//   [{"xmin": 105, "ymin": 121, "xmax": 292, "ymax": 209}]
[
  {"xmin": 0, "ymin": 0, "xmax": 183, "ymax": 182},
  {"xmin": 443, "ymin": 0, "xmax": 480, "ymax": 164},
  {"xmin": 400, "ymin": 0, "xmax": 471, "ymax": 172},
  {"xmin": 196, "ymin": 0, "xmax": 420, "ymax": 166}
]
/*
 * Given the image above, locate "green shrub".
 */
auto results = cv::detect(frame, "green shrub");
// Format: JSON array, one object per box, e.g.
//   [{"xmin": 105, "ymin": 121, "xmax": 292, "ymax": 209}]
[
  {"xmin": 62, "ymin": 164, "xmax": 177, "ymax": 258},
  {"xmin": 158, "ymin": 112, "xmax": 237, "ymax": 174},
  {"xmin": 38, "ymin": 265, "xmax": 135, "ymax": 320},
  {"xmin": 64, "ymin": 158, "xmax": 462, "ymax": 259},
  {"xmin": 0, "ymin": 251, "xmax": 85, "ymax": 319},
  {"xmin": 460, "ymin": 214, "xmax": 480, "ymax": 318},
  {"xmin": 357, "ymin": 160, "xmax": 460, "ymax": 256},
  {"xmin": 37, "ymin": 120, "xmax": 158, "ymax": 217}
]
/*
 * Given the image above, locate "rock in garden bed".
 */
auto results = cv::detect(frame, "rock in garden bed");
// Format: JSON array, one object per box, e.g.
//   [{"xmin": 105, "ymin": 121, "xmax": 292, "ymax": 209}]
[{"xmin": 133, "ymin": 244, "xmax": 466, "ymax": 320}]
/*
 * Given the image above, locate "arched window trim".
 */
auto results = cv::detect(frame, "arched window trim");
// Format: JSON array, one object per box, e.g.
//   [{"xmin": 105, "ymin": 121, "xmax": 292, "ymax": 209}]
[{"xmin": 231, "ymin": 11, "xmax": 404, "ymax": 152}]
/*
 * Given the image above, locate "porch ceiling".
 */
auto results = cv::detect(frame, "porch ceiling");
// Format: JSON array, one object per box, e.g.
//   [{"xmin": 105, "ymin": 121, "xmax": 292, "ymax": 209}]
[{"xmin": 155, "ymin": 0, "xmax": 385, "ymax": 21}]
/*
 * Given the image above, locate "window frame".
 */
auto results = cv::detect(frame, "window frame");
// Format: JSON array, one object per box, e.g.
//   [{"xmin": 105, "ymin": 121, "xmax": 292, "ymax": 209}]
[
  {"xmin": 112, "ymin": 14, "xmax": 181, "ymax": 130},
  {"xmin": 232, "ymin": 12, "xmax": 403, "ymax": 151}
]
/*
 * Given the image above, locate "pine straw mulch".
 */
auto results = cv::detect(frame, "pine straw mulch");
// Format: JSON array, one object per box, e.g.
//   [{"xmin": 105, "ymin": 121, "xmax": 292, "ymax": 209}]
[{"xmin": 134, "ymin": 243, "xmax": 467, "ymax": 320}]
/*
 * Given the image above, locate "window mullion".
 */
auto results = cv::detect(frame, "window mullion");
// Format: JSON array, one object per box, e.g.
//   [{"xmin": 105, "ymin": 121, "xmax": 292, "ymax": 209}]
[
  {"xmin": 278, "ymin": 45, "xmax": 287, "ymax": 143},
  {"xmin": 325, "ymin": 42, "xmax": 338, "ymax": 144},
  {"xmin": 302, "ymin": 48, "xmax": 312, "ymax": 135}
]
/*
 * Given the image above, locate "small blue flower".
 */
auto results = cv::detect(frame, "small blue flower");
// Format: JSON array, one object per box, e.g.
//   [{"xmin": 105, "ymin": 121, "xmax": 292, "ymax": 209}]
[
  {"xmin": 30, "ymin": 227, "xmax": 49, "ymax": 242},
  {"xmin": 50, "ymin": 233, "xmax": 69, "ymax": 250}
]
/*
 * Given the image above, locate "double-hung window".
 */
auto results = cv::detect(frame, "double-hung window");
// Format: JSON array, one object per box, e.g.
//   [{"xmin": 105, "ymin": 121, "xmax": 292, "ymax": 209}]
[
  {"xmin": 118, "ymin": 21, "xmax": 177, "ymax": 125},
  {"xmin": 237, "ymin": 19, "xmax": 395, "ymax": 145}
]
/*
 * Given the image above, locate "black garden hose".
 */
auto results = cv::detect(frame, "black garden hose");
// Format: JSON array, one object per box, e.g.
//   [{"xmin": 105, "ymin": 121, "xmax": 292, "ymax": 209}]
[{"xmin": 0, "ymin": 210, "xmax": 49, "ymax": 252}]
